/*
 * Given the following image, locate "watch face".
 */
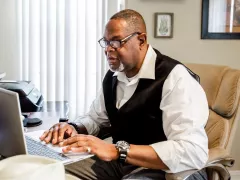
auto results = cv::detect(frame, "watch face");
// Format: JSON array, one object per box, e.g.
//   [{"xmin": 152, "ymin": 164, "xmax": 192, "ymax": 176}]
[{"xmin": 116, "ymin": 141, "xmax": 130, "ymax": 150}]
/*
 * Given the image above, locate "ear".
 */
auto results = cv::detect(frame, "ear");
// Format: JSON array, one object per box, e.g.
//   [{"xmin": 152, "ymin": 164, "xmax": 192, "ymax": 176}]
[{"xmin": 138, "ymin": 33, "xmax": 147, "ymax": 46}]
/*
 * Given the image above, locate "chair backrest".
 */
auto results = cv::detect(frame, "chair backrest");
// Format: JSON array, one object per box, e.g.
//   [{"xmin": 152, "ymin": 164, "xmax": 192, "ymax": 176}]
[{"xmin": 185, "ymin": 63, "xmax": 240, "ymax": 152}]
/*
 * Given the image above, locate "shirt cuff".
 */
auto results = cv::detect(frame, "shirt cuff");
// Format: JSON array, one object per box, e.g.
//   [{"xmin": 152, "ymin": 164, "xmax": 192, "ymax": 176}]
[{"xmin": 150, "ymin": 140, "xmax": 184, "ymax": 173}]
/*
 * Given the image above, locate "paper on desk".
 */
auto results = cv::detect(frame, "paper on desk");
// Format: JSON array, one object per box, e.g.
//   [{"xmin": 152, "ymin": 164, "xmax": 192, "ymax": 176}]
[{"xmin": 25, "ymin": 130, "xmax": 94, "ymax": 164}]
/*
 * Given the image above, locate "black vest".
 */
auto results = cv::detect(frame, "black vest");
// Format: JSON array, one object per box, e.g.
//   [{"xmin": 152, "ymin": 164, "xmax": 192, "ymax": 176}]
[{"xmin": 102, "ymin": 49, "xmax": 198, "ymax": 145}]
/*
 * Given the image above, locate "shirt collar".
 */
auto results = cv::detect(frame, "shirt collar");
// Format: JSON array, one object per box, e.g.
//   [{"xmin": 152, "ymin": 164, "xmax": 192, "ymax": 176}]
[{"xmin": 113, "ymin": 45, "xmax": 156, "ymax": 81}]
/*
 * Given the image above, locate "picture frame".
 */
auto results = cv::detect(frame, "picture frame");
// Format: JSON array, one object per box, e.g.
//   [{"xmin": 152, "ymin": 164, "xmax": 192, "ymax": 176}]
[
  {"xmin": 201, "ymin": 0, "xmax": 240, "ymax": 39},
  {"xmin": 154, "ymin": 13, "xmax": 174, "ymax": 38}
]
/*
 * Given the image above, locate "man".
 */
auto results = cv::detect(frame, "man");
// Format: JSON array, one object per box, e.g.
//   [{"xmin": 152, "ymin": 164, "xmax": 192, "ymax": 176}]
[{"xmin": 40, "ymin": 9, "xmax": 209, "ymax": 180}]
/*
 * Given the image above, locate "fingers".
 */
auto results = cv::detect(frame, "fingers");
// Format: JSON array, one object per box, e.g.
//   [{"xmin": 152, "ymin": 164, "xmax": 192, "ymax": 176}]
[
  {"xmin": 52, "ymin": 125, "xmax": 59, "ymax": 144},
  {"xmin": 44, "ymin": 128, "xmax": 53, "ymax": 144},
  {"xmin": 61, "ymin": 142, "xmax": 91, "ymax": 154},
  {"xmin": 69, "ymin": 128, "xmax": 78, "ymax": 137},
  {"xmin": 59, "ymin": 134, "xmax": 88, "ymax": 147},
  {"xmin": 60, "ymin": 135, "xmax": 95, "ymax": 154},
  {"xmin": 58, "ymin": 123, "xmax": 71, "ymax": 142},
  {"xmin": 39, "ymin": 123, "xmax": 62, "ymax": 144},
  {"xmin": 62, "ymin": 145, "xmax": 85, "ymax": 153},
  {"xmin": 39, "ymin": 130, "xmax": 49, "ymax": 141},
  {"xmin": 40, "ymin": 122, "xmax": 78, "ymax": 144},
  {"xmin": 62, "ymin": 142, "xmax": 80, "ymax": 153},
  {"xmin": 65, "ymin": 125, "xmax": 77, "ymax": 137}
]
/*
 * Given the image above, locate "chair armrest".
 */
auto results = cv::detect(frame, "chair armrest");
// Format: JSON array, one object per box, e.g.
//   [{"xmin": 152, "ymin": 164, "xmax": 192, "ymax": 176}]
[
  {"xmin": 165, "ymin": 163, "xmax": 230, "ymax": 180},
  {"xmin": 207, "ymin": 147, "xmax": 234, "ymax": 167},
  {"xmin": 165, "ymin": 169, "xmax": 199, "ymax": 180},
  {"xmin": 165, "ymin": 148, "xmax": 234, "ymax": 180}
]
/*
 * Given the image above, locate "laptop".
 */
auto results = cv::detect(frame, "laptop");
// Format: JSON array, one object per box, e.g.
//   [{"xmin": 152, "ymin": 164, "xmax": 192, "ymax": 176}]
[{"xmin": 0, "ymin": 88, "xmax": 92, "ymax": 163}]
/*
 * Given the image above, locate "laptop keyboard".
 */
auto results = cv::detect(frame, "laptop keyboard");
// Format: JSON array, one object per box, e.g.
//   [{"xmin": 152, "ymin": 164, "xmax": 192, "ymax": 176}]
[{"xmin": 25, "ymin": 136, "xmax": 70, "ymax": 161}]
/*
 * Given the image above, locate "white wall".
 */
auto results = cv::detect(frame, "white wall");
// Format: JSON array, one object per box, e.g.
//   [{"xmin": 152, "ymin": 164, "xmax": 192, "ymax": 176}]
[
  {"xmin": 126, "ymin": 0, "xmax": 240, "ymax": 68},
  {"xmin": 126, "ymin": 0, "xmax": 240, "ymax": 170}
]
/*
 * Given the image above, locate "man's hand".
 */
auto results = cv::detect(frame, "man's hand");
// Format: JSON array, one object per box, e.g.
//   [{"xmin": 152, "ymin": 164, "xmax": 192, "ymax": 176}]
[
  {"xmin": 39, "ymin": 122, "xmax": 78, "ymax": 144},
  {"xmin": 60, "ymin": 134, "xmax": 119, "ymax": 162}
]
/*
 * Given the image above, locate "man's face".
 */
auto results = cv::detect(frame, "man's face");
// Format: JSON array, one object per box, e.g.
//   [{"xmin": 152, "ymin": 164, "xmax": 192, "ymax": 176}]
[{"xmin": 103, "ymin": 19, "xmax": 141, "ymax": 74}]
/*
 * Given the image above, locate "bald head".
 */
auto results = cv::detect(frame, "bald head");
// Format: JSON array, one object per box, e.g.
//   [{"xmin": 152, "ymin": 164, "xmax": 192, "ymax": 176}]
[{"xmin": 110, "ymin": 9, "xmax": 147, "ymax": 34}]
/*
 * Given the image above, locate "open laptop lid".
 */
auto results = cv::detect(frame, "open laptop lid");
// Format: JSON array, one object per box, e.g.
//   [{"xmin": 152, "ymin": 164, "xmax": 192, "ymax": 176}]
[{"xmin": 0, "ymin": 88, "xmax": 27, "ymax": 158}]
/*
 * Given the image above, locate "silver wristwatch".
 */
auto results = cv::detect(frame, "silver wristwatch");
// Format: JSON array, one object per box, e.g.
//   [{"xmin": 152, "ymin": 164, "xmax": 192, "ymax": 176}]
[{"xmin": 115, "ymin": 141, "xmax": 130, "ymax": 163}]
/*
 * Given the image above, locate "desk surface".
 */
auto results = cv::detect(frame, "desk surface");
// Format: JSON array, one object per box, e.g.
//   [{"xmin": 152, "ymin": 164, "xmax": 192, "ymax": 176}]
[{"xmin": 26, "ymin": 101, "xmax": 69, "ymax": 132}]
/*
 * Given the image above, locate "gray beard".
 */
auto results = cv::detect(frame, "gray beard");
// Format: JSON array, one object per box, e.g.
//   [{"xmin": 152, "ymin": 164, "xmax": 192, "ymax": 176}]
[{"xmin": 109, "ymin": 62, "xmax": 124, "ymax": 72}]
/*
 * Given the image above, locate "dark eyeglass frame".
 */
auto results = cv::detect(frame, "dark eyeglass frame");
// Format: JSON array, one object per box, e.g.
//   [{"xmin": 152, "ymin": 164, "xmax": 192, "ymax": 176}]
[{"xmin": 98, "ymin": 32, "xmax": 141, "ymax": 49}]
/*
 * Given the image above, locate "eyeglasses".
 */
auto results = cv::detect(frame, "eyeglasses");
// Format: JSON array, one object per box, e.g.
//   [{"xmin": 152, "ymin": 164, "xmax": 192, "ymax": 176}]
[{"xmin": 98, "ymin": 32, "xmax": 141, "ymax": 49}]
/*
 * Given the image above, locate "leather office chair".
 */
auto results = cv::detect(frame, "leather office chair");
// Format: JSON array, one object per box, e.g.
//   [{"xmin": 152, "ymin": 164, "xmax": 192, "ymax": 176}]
[{"xmin": 166, "ymin": 63, "xmax": 240, "ymax": 180}]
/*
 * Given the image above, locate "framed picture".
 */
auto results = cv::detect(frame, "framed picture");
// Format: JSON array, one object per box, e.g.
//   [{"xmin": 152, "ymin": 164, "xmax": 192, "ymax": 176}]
[
  {"xmin": 201, "ymin": 0, "xmax": 240, "ymax": 39},
  {"xmin": 154, "ymin": 13, "xmax": 174, "ymax": 38}
]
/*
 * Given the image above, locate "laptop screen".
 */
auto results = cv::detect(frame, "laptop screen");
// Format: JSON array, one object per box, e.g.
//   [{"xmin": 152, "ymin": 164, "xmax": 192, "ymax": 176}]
[{"xmin": 0, "ymin": 88, "xmax": 27, "ymax": 158}]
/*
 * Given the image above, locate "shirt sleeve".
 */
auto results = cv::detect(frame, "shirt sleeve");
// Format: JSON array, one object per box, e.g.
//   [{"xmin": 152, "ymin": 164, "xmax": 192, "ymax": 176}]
[
  {"xmin": 150, "ymin": 64, "xmax": 209, "ymax": 173},
  {"xmin": 73, "ymin": 88, "xmax": 110, "ymax": 136}
]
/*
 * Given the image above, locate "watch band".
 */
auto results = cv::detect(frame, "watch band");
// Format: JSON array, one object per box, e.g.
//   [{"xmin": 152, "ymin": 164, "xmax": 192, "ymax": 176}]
[{"xmin": 118, "ymin": 149, "xmax": 128, "ymax": 163}]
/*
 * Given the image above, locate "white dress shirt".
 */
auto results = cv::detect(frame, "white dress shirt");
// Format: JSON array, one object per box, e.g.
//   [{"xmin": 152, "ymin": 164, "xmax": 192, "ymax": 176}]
[{"xmin": 74, "ymin": 45, "xmax": 209, "ymax": 173}]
